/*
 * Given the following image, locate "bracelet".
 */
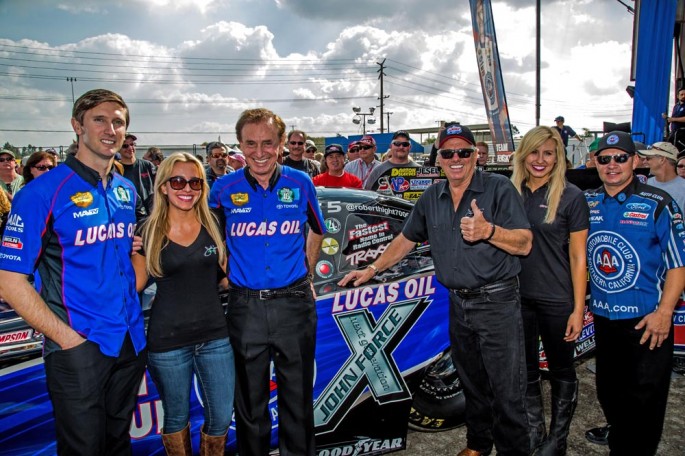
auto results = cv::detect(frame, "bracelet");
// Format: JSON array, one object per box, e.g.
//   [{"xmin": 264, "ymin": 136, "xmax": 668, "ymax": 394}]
[
  {"xmin": 485, "ymin": 222, "xmax": 496, "ymax": 241},
  {"xmin": 367, "ymin": 264, "xmax": 379, "ymax": 276}
]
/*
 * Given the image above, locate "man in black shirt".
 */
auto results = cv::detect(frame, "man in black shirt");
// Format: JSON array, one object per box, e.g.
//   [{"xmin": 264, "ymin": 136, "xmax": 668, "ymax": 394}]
[
  {"xmin": 283, "ymin": 130, "xmax": 320, "ymax": 178},
  {"xmin": 340, "ymin": 123, "xmax": 532, "ymax": 456},
  {"xmin": 120, "ymin": 133, "xmax": 156, "ymax": 216}
]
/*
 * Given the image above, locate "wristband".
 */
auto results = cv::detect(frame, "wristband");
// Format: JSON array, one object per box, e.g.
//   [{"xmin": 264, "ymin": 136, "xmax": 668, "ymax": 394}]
[
  {"xmin": 367, "ymin": 264, "xmax": 379, "ymax": 276},
  {"xmin": 485, "ymin": 222, "xmax": 496, "ymax": 241}
]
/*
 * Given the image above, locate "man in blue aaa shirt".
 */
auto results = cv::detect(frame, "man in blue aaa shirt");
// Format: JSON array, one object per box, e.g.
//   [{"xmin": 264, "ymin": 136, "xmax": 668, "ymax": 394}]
[
  {"xmin": 0, "ymin": 89, "xmax": 147, "ymax": 456},
  {"xmin": 210, "ymin": 108, "xmax": 325, "ymax": 456},
  {"xmin": 585, "ymin": 131, "xmax": 685, "ymax": 455}
]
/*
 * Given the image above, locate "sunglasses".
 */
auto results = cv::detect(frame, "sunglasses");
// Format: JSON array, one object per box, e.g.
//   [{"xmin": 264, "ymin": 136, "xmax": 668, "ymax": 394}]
[
  {"xmin": 33, "ymin": 165, "xmax": 55, "ymax": 171},
  {"xmin": 439, "ymin": 148, "xmax": 475, "ymax": 159},
  {"xmin": 167, "ymin": 176, "xmax": 203, "ymax": 191},
  {"xmin": 289, "ymin": 141, "xmax": 304, "ymax": 146},
  {"xmin": 121, "ymin": 143, "xmax": 136, "ymax": 149},
  {"xmin": 348, "ymin": 148, "xmax": 359, "ymax": 153},
  {"xmin": 678, "ymin": 164, "xmax": 685, "ymax": 169},
  {"xmin": 596, "ymin": 154, "xmax": 631, "ymax": 165},
  {"xmin": 359, "ymin": 145, "xmax": 374, "ymax": 150},
  {"xmin": 211, "ymin": 153, "xmax": 228, "ymax": 158},
  {"xmin": 392, "ymin": 141, "xmax": 410, "ymax": 148},
  {"xmin": 0, "ymin": 157, "xmax": 14, "ymax": 163}
]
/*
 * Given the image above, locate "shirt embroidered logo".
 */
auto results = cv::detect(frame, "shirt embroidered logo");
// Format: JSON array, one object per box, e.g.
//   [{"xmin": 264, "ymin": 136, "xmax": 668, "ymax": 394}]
[
  {"xmin": 70, "ymin": 191, "xmax": 94, "ymax": 208},
  {"xmin": 231, "ymin": 193, "xmax": 249, "ymax": 206}
]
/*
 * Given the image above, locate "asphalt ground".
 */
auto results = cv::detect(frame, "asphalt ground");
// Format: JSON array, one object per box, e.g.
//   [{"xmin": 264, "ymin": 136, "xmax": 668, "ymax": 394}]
[{"xmin": 404, "ymin": 357, "xmax": 685, "ymax": 455}]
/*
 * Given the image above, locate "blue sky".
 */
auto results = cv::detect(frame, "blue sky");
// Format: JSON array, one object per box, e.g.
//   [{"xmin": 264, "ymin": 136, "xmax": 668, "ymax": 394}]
[{"xmin": 0, "ymin": 0, "xmax": 636, "ymax": 149}]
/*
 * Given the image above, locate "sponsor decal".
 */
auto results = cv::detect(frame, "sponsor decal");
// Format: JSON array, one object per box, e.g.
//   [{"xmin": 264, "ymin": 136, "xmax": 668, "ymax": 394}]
[
  {"xmin": 626, "ymin": 202, "xmax": 650, "ymax": 211},
  {"xmin": 230, "ymin": 207, "xmax": 252, "ymax": 214},
  {"xmin": 402, "ymin": 192, "xmax": 424, "ymax": 201},
  {"xmin": 73, "ymin": 208, "xmax": 99, "ymax": 218},
  {"xmin": 322, "ymin": 238, "xmax": 339, "ymax": 256},
  {"xmin": 589, "ymin": 216, "xmax": 603, "ymax": 223},
  {"xmin": 204, "ymin": 245, "xmax": 218, "ymax": 257},
  {"xmin": 416, "ymin": 167, "xmax": 444, "ymax": 178},
  {"xmin": 606, "ymin": 134, "xmax": 619, "ymax": 145},
  {"xmin": 314, "ymin": 297, "xmax": 429, "ymax": 432},
  {"xmin": 0, "ymin": 329, "xmax": 33, "ymax": 345},
  {"xmin": 0, "ymin": 252, "xmax": 21, "ymax": 261},
  {"xmin": 376, "ymin": 176, "xmax": 392, "ymax": 194},
  {"xmin": 277, "ymin": 187, "xmax": 300, "ymax": 204},
  {"xmin": 587, "ymin": 231, "xmax": 639, "ymax": 293},
  {"xmin": 74, "ymin": 222, "xmax": 135, "ymax": 246},
  {"xmin": 446, "ymin": 124, "xmax": 463, "ymax": 136},
  {"xmin": 316, "ymin": 437, "xmax": 404, "ymax": 456},
  {"xmin": 344, "ymin": 203, "xmax": 409, "ymax": 218},
  {"xmin": 6, "ymin": 214, "xmax": 24, "ymax": 228},
  {"xmin": 231, "ymin": 193, "xmax": 249, "ymax": 206},
  {"xmin": 676, "ymin": 223, "xmax": 684, "ymax": 231},
  {"xmin": 114, "ymin": 186, "xmax": 131, "ymax": 203},
  {"xmin": 324, "ymin": 218, "xmax": 341, "ymax": 234},
  {"xmin": 70, "ymin": 191, "xmax": 94, "ymax": 208},
  {"xmin": 390, "ymin": 177, "xmax": 410, "ymax": 192},
  {"xmin": 332, "ymin": 276, "xmax": 436, "ymax": 313},
  {"xmin": 589, "ymin": 209, "xmax": 601, "ymax": 215},
  {"xmin": 348, "ymin": 222, "xmax": 389, "ymax": 241},
  {"xmin": 390, "ymin": 168, "xmax": 417, "ymax": 177},
  {"xmin": 619, "ymin": 220, "xmax": 647, "ymax": 227},
  {"xmin": 587, "ymin": 200, "xmax": 599, "ymax": 208},
  {"xmin": 409, "ymin": 179, "xmax": 432, "ymax": 190},
  {"xmin": 346, "ymin": 244, "xmax": 388, "ymax": 266},
  {"xmin": 316, "ymin": 260, "xmax": 334, "ymax": 279},
  {"xmin": 1, "ymin": 236, "xmax": 23, "ymax": 250},
  {"xmin": 623, "ymin": 211, "xmax": 648, "ymax": 220},
  {"xmin": 229, "ymin": 220, "xmax": 301, "ymax": 236}
]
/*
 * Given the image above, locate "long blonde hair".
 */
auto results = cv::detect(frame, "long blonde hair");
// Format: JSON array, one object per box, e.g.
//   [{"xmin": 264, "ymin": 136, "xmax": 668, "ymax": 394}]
[
  {"xmin": 140, "ymin": 152, "xmax": 226, "ymax": 277},
  {"xmin": 511, "ymin": 126, "xmax": 567, "ymax": 224}
]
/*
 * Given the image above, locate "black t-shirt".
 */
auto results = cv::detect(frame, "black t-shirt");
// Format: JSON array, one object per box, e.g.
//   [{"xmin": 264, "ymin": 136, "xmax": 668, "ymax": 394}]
[
  {"xmin": 518, "ymin": 182, "xmax": 590, "ymax": 302},
  {"xmin": 402, "ymin": 171, "xmax": 530, "ymax": 289},
  {"xmin": 122, "ymin": 159, "xmax": 156, "ymax": 215},
  {"xmin": 283, "ymin": 156, "xmax": 320, "ymax": 178},
  {"xmin": 147, "ymin": 226, "xmax": 228, "ymax": 352}
]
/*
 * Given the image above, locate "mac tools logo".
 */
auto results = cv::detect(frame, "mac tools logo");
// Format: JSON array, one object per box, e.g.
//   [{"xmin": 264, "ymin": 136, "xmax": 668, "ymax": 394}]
[{"xmin": 313, "ymin": 298, "xmax": 429, "ymax": 434}]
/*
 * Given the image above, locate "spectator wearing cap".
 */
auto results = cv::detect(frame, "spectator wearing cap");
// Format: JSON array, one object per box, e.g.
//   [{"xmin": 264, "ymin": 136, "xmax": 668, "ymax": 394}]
[
  {"xmin": 583, "ymin": 131, "xmax": 685, "ymax": 455},
  {"xmin": 343, "ymin": 135, "xmax": 381, "ymax": 186},
  {"xmin": 143, "ymin": 146, "xmax": 164, "ymax": 167},
  {"xmin": 346, "ymin": 141, "xmax": 360, "ymax": 163},
  {"xmin": 313, "ymin": 144, "xmax": 362, "ymax": 189},
  {"xmin": 205, "ymin": 141, "xmax": 234, "ymax": 190},
  {"xmin": 16, "ymin": 151, "xmax": 57, "ymax": 192},
  {"xmin": 0, "ymin": 149, "xmax": 21, "ymax": 200},
  {"xmin": 227, "ymin": 150, "xmax": 246, "ymax": 170},
  {"xmin": 553, "ymin": 116, "xmax": 583, "ymax": 148},
  {"xmin": 304, "ymin": 139, "xmax": 319, "ymax": 163},
  {"xmin": 638, "ymin": 141, "xmax": 685, "ymax": 214},
  {"xmin": 340, "ymin": 122, "xmax": 532, "ymax": 456},
  {"xmin": 120, "ymin": 134, "xmax": 156, "ymax": 216},
  {"xmin": 364, "ymin": 131, "xmax": 419, "ymax": 190},
  {"xmin": 283, "ymin": 130, "xmax": 320, "ymax": 178},
  {"xmin": 662, "ymin": 88, "xmax": 685, "ymax": 144}
]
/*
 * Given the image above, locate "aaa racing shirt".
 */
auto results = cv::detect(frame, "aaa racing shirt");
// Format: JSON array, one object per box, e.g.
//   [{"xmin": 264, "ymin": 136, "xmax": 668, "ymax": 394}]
[
  {"xmin": 209, "ymin": 164, "xmax": 325, "ymax": 289},
  {"xmin": 585, "ymin": 178, "xmax": 685, "ymax": 320},
  {"xmin": 0, "ymin": 155, "xmax": 146, "ymax": 357}
]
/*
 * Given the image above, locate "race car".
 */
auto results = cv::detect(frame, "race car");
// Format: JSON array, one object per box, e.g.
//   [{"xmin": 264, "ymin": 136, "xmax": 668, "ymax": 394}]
[{"xmin": 0, "ymin": 186, "xmax": 596, "ymax": 455}]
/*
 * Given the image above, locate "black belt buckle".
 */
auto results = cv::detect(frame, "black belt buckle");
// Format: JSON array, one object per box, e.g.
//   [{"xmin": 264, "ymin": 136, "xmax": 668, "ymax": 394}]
[{"xmin": 259, "ymin": 289, "xmax": 273, "ymax": 300}]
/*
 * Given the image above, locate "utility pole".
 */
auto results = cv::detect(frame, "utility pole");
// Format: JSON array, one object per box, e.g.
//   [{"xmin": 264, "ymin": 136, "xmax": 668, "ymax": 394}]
[
  {"xmin": 66, "ymin": 77, "xmax": 77, "ymax": 104},
  {"xmin": 535, "ymin": 0, "xmax": 540, "ymax": 126},
  {"xmin": 385, "ymin": 112, "xmax": 393, "ymax": 132},
  {"xmin": 377, "ymin": 59, "xmax": 389, "ymax": 133}
]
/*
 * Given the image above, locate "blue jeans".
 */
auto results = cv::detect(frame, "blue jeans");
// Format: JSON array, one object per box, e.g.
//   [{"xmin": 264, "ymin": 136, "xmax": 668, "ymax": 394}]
[
  {"xmin": 449, "ymin": 282, "xmax": 529, "ymax": 456},
  {"xmin": 148, "ymin": 337, "xmax": 235, "ymax": 435}
]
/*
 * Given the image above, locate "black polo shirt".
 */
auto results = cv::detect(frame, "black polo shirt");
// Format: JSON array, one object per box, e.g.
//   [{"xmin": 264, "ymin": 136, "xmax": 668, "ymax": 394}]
[
  {"xmin": 518, "ymin": 182, "xmax": 589, "ymax": 302},
  {"xmin": 403, "ymin": 171, "xmax": 530, "ymax": 289}
]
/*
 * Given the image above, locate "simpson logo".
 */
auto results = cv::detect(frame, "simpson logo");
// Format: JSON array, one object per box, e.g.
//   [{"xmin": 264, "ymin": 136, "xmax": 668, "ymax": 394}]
[
  {"xmin": 587, "ymin": 231, "xmax": 640, "ymax": 293},
  {"xmin": 623, "ymin": 211, "xmax": 648, "ymax": 220},
  {"xmin": 324, "ymin": 218, "xmax": 341, "ymax": 234},
  {"xmin": 231, "ymin": 193, "xmax": 249, "ymax": 206},
  {"xmin": 321, "ymin": 238, "xmax": 339, "ymax": 255},
  {"xmin": 0, "ymin": 329, "xmax": 33, "ymax": 345},
  {"xmin": 277, "ymin": 187, "xmax": 300, "ymax": 204},
  {"xmin": 316, "ymin": 437, "xmax": 404, "ymax": 456},
  {"xmin": 70, "ymin": 191, "xmax": 93, "ymax": 208},
  {"xmin": 1, "ymin": 236, "xmax": 23, "ymax": 250},
  {"xmin": 626, "ymin": 203, "xmax": 650, "ymax": 211},
  {"xmin": 114, "ymin": 186, "xmax": 131, "ymax": 203},
  {"xmin": 314, "ymin": 298, "xmax": 429, "ymax": 433}
]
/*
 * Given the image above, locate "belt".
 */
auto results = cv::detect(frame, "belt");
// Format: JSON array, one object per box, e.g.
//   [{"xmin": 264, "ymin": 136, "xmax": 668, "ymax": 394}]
[
  {"xmin": 229, "ymin": 277, "xmax": 310, "ymax": 300},
  {"xmin": 450, "ymin": 276, "xmax": 519, "ymax": 299}
]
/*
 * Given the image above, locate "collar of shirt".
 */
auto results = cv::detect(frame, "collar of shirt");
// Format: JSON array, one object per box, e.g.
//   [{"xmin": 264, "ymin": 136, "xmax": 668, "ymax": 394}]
[
  {"xmin": 244, "ymin": 163, "xmax": 282, "ymax": 192},
  {"xmin": 65, "ymin": 154, "xmax": 115, "ymax": 188}
]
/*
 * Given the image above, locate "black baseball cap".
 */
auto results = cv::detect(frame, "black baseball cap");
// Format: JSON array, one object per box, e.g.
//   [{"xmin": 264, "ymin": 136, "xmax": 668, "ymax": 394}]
[
  {"xmin": 595, "ymin": 131, "xmax": 636, "ymax": 155},
  {"xmin": 324, "ymin": 143, "xmax": 345, "ymax": 157},
  {"xmin": 438, "ymin": 123, "xmax": 475, "ymax": 148}
]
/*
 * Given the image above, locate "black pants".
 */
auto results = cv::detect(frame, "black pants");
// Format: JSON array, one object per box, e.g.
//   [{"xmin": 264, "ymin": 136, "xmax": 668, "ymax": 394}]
[
  {"xmin": 594, "ymin": 315, "xmax": 673, "ymax": 456},
  {"xmin": 227, "ymin": 289, "xmax": 317, "ymax": 456},
  {"xmin": 521, "ymin": 298, "xmax": 577, "ymax": 382},
  {"xmin": 44, "ymin": 333, "xmax": 147, "ymax": 456}
]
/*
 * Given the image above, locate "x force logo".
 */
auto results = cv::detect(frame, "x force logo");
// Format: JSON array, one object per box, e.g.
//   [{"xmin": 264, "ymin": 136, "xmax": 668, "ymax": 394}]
[{"xmin": 313, "ymin": 298, "xmax": 429, "ymax": 434}]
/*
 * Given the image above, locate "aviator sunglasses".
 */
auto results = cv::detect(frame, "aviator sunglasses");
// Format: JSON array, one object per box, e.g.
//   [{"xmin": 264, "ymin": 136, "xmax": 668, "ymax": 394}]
[
  {"xmin": 167, "ymin": 176, "xmax": 203, "ymax": 191},
  {"xmin": 438, "ymin": 148, "xmax": 475, "ymax": 160},
  {"xmin": 392, "ymin": 141, "xmax": 411, "ymax": 148},
  {"xmin": 33, "ymin": 165, "xmax": 55, "ymax": 171},
  {"xmin": 595, "ymin": 154, "xmax": 631, "ymax": 166}
]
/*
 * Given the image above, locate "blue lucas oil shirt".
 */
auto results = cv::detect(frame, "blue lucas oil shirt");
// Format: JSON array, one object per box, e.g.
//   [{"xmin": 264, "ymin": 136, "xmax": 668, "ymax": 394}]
[
  {"xmin": 0, "ymin": 155, "xmax": 146, "ymax": 357},
  {"xmin": 585, "ymin": 178, "xmax": 685, "ymax": 320},
  {"xmin": 209, "ymin": 164, "xmax": 325, "ymax": 290}
]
